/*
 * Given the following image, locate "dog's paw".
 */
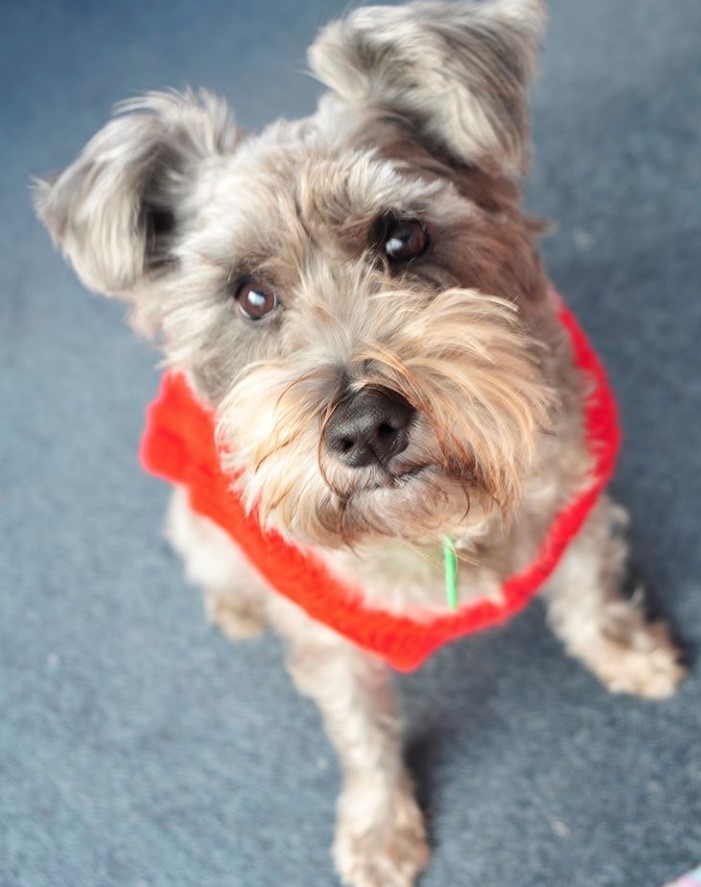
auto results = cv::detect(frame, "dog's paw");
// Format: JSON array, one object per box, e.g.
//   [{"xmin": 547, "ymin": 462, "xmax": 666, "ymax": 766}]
[
  {"xmin": 591, "ymin": 620, "xmax": 686, "ymax": 700},
  {"xmin": 204, "ymin": 593, "xmax": 265, "ymax": 640},
  {"xmin": 333, "ymin": 781, "xmax": 429, "ymax": 887}
]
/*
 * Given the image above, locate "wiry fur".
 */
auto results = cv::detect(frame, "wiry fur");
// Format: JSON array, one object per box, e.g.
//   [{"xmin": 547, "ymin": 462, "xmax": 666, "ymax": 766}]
[
  {"xmin": 34, "ymin": 89, "xmax": 241, "ymax": 297},
  {"xmin": 34, "ymin": 3, "xmax": 686, "ymax": 886},
  {"xmin": 309, "ymin": 0, "xmax": 545, "ymax": 176},
  {"xmin": 217, "ymin": 274, "xmax": 552, "ymax": 547}
]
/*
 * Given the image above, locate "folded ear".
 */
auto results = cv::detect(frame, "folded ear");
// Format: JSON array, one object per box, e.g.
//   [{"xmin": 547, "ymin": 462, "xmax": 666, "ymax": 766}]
[
  {"xmin": 308, "ymin": 0, "xmax": 545, "ymax": 178},
  {"xmin": 33, "ymin": 89, "xmax": 240, "ymax": 296}
]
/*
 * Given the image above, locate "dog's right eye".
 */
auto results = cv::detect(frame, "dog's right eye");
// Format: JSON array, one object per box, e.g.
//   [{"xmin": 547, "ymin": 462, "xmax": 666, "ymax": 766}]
[
  {"xmin": 233, "ymin": 277, "xmax": 279, "ymax": 321},
  {"xmin": 378, "ymin": 218, "xmax": 429, "ymax": 264}
]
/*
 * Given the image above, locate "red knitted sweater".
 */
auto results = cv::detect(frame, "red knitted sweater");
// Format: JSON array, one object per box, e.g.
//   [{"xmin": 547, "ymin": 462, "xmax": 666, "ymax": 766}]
[{"xmin": 140, "ymin": 298, "xmax": 620, "ymax": 671}]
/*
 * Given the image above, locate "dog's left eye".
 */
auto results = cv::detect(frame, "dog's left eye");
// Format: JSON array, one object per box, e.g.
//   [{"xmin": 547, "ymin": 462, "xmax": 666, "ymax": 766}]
[
  {"xmin": 233, "ymin": 277, "xmax": 279, "ymax": 320},
  {"xmin": 380, "ymin": 218, "xmax": 429, "ymax": 263}
]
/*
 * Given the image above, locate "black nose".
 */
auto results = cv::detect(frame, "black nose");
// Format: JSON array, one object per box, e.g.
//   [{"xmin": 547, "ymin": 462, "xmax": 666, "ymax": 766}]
[{"xmin": 325, "ymin": 388, "xmax": 415, "ymax": 469}]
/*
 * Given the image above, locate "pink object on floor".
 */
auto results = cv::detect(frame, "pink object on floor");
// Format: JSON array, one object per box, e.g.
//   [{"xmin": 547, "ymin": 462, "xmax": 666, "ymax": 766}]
[{"xmin": 663, "ymin": 866, "xmax": 701, "ymax": 887}]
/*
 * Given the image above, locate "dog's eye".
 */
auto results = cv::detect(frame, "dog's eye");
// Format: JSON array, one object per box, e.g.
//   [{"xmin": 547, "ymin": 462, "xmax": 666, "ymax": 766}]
[
  {"xmin": 381, "ymin": 218, "xmax": 429, "ymax": 263},
  {"xmin": 234, "ymin": 277, "xmax": 279, "ymax": 320}
]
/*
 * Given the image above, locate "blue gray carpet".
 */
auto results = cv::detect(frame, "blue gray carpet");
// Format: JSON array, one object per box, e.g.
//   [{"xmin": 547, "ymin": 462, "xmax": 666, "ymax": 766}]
[{"xmin": 1, "ymin": 2, "xmax": 700, "ymax": 886}]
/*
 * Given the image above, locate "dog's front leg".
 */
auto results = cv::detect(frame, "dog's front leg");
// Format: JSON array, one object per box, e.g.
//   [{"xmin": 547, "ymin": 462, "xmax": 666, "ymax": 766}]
[
  {"xmin": 542, "ymin": 495, "xmax": 686, "ymax": 698},
  {"xmin": 270, "ymin": 598, "xmax": 428, "ymax": 887}
]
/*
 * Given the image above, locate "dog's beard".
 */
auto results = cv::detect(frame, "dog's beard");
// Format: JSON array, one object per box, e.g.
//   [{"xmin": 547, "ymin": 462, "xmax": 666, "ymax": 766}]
[{"xmin": 216, "ymin": 287, "xmax": 553, "ymax": 548}]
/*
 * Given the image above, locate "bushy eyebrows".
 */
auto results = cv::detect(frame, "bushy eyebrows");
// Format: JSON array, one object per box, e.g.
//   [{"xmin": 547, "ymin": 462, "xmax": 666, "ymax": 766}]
[
  {"xmin": 296, "ymin": 156, "xmax": 444, "ymax": 225},
  {"xmin": 180, "ymin": 150, "xmax": 455, "ymax": 279}
]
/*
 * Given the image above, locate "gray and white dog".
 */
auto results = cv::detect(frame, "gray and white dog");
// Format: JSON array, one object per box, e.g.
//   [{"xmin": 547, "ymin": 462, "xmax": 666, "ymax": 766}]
[{"xmin": 35, "ymin": 2, "xmax": 686, "ymax": 885}]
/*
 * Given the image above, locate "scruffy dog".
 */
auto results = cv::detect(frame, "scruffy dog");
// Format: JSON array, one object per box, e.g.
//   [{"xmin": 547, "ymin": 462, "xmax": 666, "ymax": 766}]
[{"xmin": 35, "ymin": 2, "xmax": 686, "ymax": 885}]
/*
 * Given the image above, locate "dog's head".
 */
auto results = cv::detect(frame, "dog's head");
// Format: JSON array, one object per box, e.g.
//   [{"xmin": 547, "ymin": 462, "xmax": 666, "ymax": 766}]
[{"xmin": 36, "ymin": 0, "xmax": 555, "ymax": 547}]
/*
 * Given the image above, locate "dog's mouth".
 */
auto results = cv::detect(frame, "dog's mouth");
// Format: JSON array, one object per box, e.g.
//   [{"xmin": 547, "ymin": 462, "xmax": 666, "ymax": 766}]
[
  {"xmin": 384, "ymin": 463, "xmax": 430, "ymax": 488},
  {"xmin": 360, "ymin": 463, "xmax": 432, "ymax": 493},
  {"xmin": 325, "ymin": 458, "xmax": 481, "ymax": 543}
]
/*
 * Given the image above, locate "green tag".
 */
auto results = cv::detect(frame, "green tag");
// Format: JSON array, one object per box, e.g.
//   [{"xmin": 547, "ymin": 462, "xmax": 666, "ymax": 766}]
[{"xmin": 443, "ymin": 536, "xmax": 459, "ymax": 611}]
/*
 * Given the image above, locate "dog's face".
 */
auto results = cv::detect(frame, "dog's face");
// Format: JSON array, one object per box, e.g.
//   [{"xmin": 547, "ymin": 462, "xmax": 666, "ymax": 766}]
[{"xmin": 36, "ymin": 0, "xmax": 554, "ymax": 547}]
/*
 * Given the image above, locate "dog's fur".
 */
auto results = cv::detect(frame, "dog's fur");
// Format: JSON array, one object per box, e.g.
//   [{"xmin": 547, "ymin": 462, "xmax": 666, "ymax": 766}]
[{"xmin": 35, "ymin": 2, "xmax": 686, "ymax": 885}]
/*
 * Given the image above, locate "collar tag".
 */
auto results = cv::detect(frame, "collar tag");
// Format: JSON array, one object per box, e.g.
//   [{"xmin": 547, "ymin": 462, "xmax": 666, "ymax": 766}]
[{"xmin": 443, "ymin": 536, "xmax": 459, "ymax": 611}]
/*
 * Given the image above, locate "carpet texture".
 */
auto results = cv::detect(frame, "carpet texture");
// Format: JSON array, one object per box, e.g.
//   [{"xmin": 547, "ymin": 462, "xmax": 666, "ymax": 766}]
[{"xmin": 1, "ymin": 2, "xmax": 700, "ymax": 886}]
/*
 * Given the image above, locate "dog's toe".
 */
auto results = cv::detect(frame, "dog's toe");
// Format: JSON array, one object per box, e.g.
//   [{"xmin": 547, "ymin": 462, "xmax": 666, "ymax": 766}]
[
  {"xmin": 592, "ymin": 621, "xmax": 687, "ymax": 700},
  {"xmin": 333, "ymin": 783, "xmax": 429, "ymax": 887}
]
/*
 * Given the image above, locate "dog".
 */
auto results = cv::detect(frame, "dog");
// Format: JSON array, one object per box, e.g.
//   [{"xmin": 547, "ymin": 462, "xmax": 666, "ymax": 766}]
[{"xmin": 34, "ymin": 2, "xmax": 687, "ymax": 885}]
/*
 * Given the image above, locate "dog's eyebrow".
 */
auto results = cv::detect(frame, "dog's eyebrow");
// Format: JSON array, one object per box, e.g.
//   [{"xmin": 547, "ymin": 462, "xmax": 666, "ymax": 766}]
[
  {"xmin": 188, "ymin": 249, "xmax": 267, "ymax": 277},
  {"xmin": 189, "ymin": 251, "xmax": 229, "ymax": 269},
  {"xmin": 178, "ymin": 147, "xmax": 463, "ymax": 282}
]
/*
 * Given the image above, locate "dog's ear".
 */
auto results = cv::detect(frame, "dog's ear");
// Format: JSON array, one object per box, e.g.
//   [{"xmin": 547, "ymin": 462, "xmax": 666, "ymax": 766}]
[
  {"xmin": 308, "ymin": 0, "xmax": 544, "ymax": 178},
  {"xmin": 33, "ymin": 89, "xmax": 240, "ymax": 297}
]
